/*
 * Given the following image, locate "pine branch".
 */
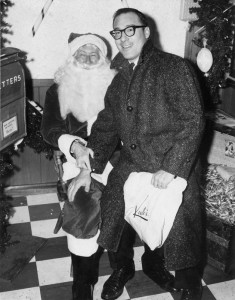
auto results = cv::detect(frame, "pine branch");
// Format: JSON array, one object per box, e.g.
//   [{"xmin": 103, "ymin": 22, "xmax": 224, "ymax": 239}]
[
  {"xmin": 189, "ymin": 0, "xmax": 234, "ymax": 104},
  {"xmin": 1, "ymin": 0, "xmax": 14, "ymax": 47}
]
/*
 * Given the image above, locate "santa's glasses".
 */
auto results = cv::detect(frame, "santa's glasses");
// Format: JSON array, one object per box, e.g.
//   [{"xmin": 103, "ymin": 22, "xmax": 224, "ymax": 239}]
[{"xmin": 110, "ymin": 25, "xmax": 146, "ymax": 40}]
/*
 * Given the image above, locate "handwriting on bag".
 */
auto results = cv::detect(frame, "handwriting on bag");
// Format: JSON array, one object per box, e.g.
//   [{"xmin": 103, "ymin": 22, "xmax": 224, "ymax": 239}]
[{"xmin": 133, "ymin": 195, "xmax": 149, "ymax": 221}]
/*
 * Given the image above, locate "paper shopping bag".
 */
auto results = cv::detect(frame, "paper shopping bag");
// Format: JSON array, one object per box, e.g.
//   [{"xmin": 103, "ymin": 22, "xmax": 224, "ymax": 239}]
[{"xmin": 124, "ymin": 172, "xmax": 187, "ymax": 250}]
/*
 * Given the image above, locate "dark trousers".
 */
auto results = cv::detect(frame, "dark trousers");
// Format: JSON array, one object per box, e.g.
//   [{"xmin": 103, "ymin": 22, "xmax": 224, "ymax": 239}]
[
  {"xmin": 71, "ymin": 247, "xmax": 102, "ymax": 285},
  {"xmin": 143, "ymin": 243, "xmax": 201, "ymax": 289},
  {"xmin": 108, "ymin": 222, "xmax": 136, "ymax": 270},
  {"xmin": 174, "ymin": 267, "xmax": 201, "ymax": 289},
  {"xmin": 108, "ymin": 222, "xmax": 201, "ymax": 289}
]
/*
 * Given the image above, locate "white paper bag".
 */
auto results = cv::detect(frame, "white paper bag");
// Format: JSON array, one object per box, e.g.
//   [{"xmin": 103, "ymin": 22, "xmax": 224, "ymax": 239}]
[{"xmin": 124, "ymin": 172, "xmax": 187, "ymax": 250}]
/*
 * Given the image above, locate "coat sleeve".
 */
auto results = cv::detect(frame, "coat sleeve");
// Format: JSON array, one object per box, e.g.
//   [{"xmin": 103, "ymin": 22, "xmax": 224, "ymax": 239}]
[
  {"xmin": 162, "ymin": 60, "xmax": 205, "ymax": 179},
  {"xmin": 41, "ymin": 84, "xmax": 70, "ymax": 148},
  {"xmin": 87, "ymin": 85, "xmax": 120, "ymax": 174}
]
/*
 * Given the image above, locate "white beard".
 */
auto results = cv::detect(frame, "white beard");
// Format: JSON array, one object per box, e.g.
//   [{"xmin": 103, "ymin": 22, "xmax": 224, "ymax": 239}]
[{"xmin": 55, "ymin": 56, "xmax": 116, "ymax": 122}]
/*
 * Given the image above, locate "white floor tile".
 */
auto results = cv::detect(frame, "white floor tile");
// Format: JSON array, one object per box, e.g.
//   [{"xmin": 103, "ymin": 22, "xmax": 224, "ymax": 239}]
[
  {"xmin": 31, "ymin": 219, "xmax": 66, "ymax": 238},
  {"xmin": 134, "ymin": 245, "xmax": 144, "ymax": 271},
  {"xmin": 9, "ymin": 206, "xmax": 30, "ymax": 224},
  {"xmin": 27, "ymin": 193, "xmax": 59, "ymax": 206},
  {"xmin": 201, "ymin": 279, "xmax": 206, "ymax": 286},
  {"xmin": 0, "ymin": 287, "xmax": 41, "ymax": 300},
  {"xmin": 208, "ymin": 279, "xmax": 235, "ymax": 300},
  {"xmin": 93, "ymin": 275, "xmax": 130, "ymax": 300},
  {"xmin": 132, "ymin": 293, "xmax": 174, "ymax": 300},
  {"xmin": 37, "ymin": 257, "xmax": 71, "ymax": 286},
  {"xmin": 30, "ymin": 256, "xmax": 36, "ymax": 262}
]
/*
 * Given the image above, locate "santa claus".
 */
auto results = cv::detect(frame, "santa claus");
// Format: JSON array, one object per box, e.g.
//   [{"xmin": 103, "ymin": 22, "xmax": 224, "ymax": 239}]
[{"xmin": 41, "ymin": 33, "xmax": 117, "ymax": 300}]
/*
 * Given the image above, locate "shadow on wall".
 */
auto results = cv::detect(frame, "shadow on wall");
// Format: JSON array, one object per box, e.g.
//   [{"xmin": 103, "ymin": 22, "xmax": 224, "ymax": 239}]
[
  {"xmin": 21, "ymin": 51, "xmax": 34, "ymax": 100},
  {"xmin": 146, "ymin": 14, "xmax": 162, "ymax": 51},
  {"xmin": 102, "ymin": 35, "xmax": 113, "ymax": 61}
]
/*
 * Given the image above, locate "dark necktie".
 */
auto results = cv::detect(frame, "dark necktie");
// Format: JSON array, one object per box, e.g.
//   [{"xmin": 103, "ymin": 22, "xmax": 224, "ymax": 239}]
[{"xmin": 129, "ymin": 62, "xmax": 135, "ymax": 75}]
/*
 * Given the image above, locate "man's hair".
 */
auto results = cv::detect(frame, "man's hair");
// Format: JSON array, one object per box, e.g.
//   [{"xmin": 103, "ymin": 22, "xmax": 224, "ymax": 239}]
[{"xmin": 112, "ymin": 8, "xmax": 148, "ymax": 27}]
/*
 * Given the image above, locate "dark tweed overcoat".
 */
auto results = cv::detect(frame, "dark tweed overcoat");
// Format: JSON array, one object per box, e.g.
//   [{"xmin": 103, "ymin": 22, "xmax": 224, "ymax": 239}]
[{"xmin": 87, "ymin": 39, "xmax": 205, "ymax": 271}]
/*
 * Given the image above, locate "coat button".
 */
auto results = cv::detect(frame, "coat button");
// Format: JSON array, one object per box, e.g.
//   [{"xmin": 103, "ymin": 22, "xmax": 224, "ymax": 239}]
[
  {"xmin": 94, "ymin": 152, "xmax": 100, "ymax": 157},
  {"xmin": 127, "ymin": 106, "xmax": 133, "ymax": 112},
  {"xmin": 130, "ymin": 144, "xmax": 136, "ymax": 150}
]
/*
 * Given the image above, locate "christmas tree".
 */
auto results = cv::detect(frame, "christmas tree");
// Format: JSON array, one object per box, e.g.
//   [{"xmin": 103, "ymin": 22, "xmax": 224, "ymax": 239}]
[
  {"xmin": 1, "ymin": 0, "xmax": 13, "ymax": 45},
  {"xmin": 0, "ymin": 0, "xmax": 14, "ymax": 254},
  {"xmin": 189, "ymin": 0, "xmax": 234, "ymax": 104}
]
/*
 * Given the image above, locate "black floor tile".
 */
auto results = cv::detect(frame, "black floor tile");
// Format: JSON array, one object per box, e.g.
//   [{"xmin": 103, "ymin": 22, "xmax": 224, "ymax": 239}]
[
  {"xmin": 11, "ymin": 196, "xmax": 28, "ymax": 207},
  {"xmin": 40, "ymin": 282, "xmax": 72, "ymax": 300},
  {"xmin": 7, "ymin": 222, "xmax": 32, "ymax": 237},
  {"xmin": 35, "ymin": 236, "xmax": 70, "ymax": 261},
  {"xmin": 126, "ymin": 270, "xmax": 165, "ymax": 298},
  {"xmin": 0, "ymin": 262, "xmax": 38, "ymax": 292},
  {"xmin": 134, "ymin": 235, "xmax": 144, "ymax": 247},
  {"xmin": 203, "ymin": 263, "xmax": 232, "ymax": 285},
  {"xmin": 28, "ymin": 203, "xmax": 61, "ymax": 221},
  {"xmin": 201, "ymin": 286, "xmax": 217, "ymax": 300}
]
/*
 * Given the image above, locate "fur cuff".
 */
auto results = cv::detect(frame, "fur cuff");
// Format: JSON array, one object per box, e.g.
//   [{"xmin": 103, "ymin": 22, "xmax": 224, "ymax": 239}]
[
  {"xmin": 58, "ymin": 134, "xmax": 87, "ymax": 163},
  {"xmin": 67, "ymin": 230, "xmax": 100, "ymax": 256}
]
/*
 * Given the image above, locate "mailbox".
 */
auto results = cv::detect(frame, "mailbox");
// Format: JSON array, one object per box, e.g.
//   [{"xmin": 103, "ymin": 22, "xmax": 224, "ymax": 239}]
[{"xmin": 0, "ymin": 47, "xmax": 27, "ymax": 151}]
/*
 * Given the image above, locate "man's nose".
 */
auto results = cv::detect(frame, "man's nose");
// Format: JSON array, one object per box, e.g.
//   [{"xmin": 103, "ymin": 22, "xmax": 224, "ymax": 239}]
[
  {"xmin": 85, "ymin": 55, "xmax": 93, "ymax": 65},
  {"xmin": 84, "ymin": 56, "xmax": 89, "ymax": 64},
  {"xmin": 120, "ymin": 31, "xmax": 128, "ymax": 42}
]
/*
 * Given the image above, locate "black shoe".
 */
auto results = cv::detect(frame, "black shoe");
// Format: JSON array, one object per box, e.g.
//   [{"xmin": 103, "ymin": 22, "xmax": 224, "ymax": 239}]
[
  {"xmin": 101, "ymin": 264, "xmax": 135, "ymax": 300},
  {"xmin": 180, "ymin": 285, "xmax": 202, "ymax": 300},
  {"xmin": 142, "ymin": 257, "xmax": 179, "ymax": 293},
  {"xmin": 72, "ymin": 282, "xmax": 93, "ymax": 300}
]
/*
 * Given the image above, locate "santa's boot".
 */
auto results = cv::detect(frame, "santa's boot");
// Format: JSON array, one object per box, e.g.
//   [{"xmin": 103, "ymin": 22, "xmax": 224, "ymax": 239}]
[{"xmin": 71, "ymin": 250, "xmax": 100, "ymax": 300}]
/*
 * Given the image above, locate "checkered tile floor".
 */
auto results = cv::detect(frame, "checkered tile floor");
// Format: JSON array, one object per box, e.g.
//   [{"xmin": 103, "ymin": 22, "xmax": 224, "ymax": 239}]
[{"xmin": 0, "ymin": 192, "xmax": 235, "ymax": 300}]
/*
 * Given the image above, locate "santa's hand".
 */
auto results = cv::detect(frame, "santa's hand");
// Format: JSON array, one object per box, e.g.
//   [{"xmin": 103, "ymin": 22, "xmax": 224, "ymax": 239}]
[
  {"xmin": 67, "ymin": 168, "xmax": 91, "ymax": 202},
  {"xmin": 71, "ymin": 141, "xmax": 94, "ymax": 171},
  {"xmin": 151, "ymin": 170, "xmax": 175, "ymax": 189}
]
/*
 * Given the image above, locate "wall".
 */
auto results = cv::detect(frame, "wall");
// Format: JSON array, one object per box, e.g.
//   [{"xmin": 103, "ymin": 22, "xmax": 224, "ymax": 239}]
[
  {"xmin": 3, "ymin": 0, "xmax": 190, "ymax": 187},
  {"xmin": 5, "ymin": 0, "xmax": 188, "ymax": 79}
]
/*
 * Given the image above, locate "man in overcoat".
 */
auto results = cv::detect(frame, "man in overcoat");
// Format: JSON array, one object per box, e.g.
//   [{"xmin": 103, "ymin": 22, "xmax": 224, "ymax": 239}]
[{"xmin": 69, "ymin": 8, "xmax": 205, "ymax": 300}]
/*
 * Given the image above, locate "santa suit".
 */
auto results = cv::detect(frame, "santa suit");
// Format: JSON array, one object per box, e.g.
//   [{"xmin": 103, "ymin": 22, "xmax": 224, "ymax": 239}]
[
  {"xmin": 41, "ymin": 65, "xmax": 116, "ymax": 254},
  {"xmin": 41, "ymin": 34, "xmax": 116, "ymax": 260},
  {"xmin": 41, "ymin": 34, "xmax": 117, "ymax": 299},
  {"xmin": 43, "ymin": 82, "xmax": 116, "ymax": 245}
]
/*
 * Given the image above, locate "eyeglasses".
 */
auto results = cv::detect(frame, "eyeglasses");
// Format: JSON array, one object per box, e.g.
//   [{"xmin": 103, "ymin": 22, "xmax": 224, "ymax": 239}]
[{"xmin": 110, "ymin": 25, "xmax": 146, "ymax": 40}]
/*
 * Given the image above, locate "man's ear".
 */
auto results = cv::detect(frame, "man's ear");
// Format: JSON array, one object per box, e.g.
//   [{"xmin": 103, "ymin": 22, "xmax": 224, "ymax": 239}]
[{"xmin": 144, "ymin": 27, "xmax": 150, "ymax": 39}]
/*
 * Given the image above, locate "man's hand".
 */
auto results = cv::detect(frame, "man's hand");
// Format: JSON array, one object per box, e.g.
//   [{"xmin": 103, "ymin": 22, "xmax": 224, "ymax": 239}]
[
  {"xmin": 67, "ymin": 168, "xmax": 91, "ymax": 202},
  {"xmin": 151, "ymin": 170, "xmax": 175, "ymax": 189},
  {"xmin": 71, "ymin": 141, "xmax": 94, "ymax": 171}
]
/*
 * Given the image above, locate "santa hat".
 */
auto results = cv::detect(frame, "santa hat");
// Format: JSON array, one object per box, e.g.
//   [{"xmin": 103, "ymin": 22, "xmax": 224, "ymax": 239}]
[{"xmin": 68, "ymin": 32, "xmax": 107, "ymax": 57}]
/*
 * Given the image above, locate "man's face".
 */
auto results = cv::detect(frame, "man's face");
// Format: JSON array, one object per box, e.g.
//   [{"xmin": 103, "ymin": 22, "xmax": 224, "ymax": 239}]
[
  {"xmin": 74, "ymin": 44, "xmax": 101, "ymax": 69},
  {"xmin": 113, "ymin": 12, "xmax": 150, "ymax": 62}
]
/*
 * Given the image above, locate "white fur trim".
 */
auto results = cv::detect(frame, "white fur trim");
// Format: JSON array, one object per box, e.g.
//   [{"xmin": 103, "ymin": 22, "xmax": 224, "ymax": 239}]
[
  {"xmin": 69, "ymin": 34, "xmax": 107, "ymax": 57},
  {"xmin": 63, "ymin": 160, "xmax": 113, "ymax": 183},
  {"xmin": 87, "ymin": 116, "xmax": 97, "ymax": 136},
  {"xmin": 58, "ymin": 134, "xmax": 87, "ymax": 163},
  {"xmin": 91, "ymin": 161, "xmax": 113, "ymax": 186},
  {"xmin": 62, "ymin": 162, "xmax": 80, "ymax": 181},
  {"xmin": 67, "ymin": 230, "xmax": 100, "ymax": 256}
]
